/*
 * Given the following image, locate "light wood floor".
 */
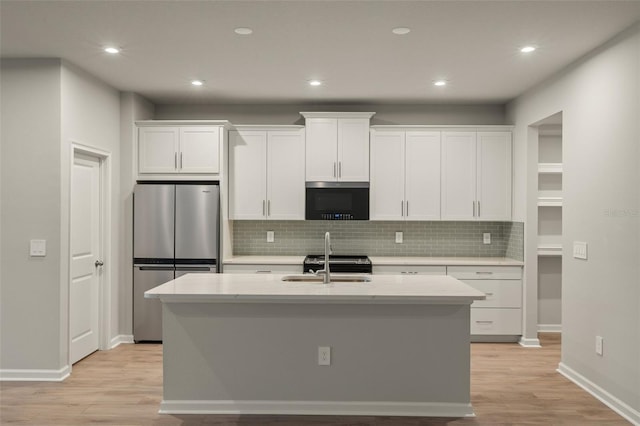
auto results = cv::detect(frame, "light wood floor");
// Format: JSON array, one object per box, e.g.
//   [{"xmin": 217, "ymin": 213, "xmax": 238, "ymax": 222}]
[{"xmin": 0, "ymin": 334, "xmax": 628, "ymax": 425}]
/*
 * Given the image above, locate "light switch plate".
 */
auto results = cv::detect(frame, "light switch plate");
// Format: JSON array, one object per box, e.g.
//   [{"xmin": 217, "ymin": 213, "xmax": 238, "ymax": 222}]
[
  {"xmin": 30, "ymin": 239, "xmax": 46, "ymax": 257},
  {"xmin": 395, "ymin": 232, "xmax": 403, "ymax": 244},
  {"xmin": 573, "ymin": 241, "xmax": 588, "ymax": 259},
  {"xmin": 483, "ymin": 233, "xmax": 491, "ymax": 244},
  {"xmin": 266, "ymin": 231, "xmax": 275, "ymax": 243}
]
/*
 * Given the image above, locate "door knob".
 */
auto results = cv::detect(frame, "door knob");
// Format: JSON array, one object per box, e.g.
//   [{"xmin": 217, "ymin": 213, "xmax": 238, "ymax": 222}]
[{"xmin": 95, "ymin": 260, "xmax": 104, "ymax": 267}]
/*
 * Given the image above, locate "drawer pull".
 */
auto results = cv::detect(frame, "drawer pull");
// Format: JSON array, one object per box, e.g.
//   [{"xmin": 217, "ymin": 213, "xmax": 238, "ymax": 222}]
[
  {"xmin": 255, "ymin": 270, "xmax": 272, "ymax": 273},
  {"xmin": 485, "ymin": 292, "xmax": 494, "ymax": 296},
  {"xmin": 475, "ymin": 320, "xmax": 494, "ymax": 324},
  {"xmin": 476, "ymin": 271, "xmax": 494, "ymax": 275}
]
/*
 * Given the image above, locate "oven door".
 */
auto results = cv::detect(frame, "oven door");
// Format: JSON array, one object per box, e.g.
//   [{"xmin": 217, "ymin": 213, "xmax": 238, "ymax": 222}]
[{"xmin": 305, "ymin": 182, "xmax": 369, "ymax": 220}]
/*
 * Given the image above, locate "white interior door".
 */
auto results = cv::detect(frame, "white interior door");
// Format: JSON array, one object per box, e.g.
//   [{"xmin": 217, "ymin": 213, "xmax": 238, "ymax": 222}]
[{"xmin": 70, "ymin": 153, "xmax": 102, "ymax": 364}]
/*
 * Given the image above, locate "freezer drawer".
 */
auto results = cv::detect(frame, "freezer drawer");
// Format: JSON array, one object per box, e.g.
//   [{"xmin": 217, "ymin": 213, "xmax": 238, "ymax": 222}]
[
  {"xmin": 175, "ymin": 265, "xmax": 217, "ymax": 278},
  {"xmin": 133, "ymin": 266, "xmax": 174, "ymax": 342}
]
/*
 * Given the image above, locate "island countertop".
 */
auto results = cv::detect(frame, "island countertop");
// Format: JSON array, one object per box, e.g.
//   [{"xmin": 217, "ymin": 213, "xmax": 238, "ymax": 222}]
[{"xmin": 145, "ymin": 273, "xmax": 486, "ymax": 304}]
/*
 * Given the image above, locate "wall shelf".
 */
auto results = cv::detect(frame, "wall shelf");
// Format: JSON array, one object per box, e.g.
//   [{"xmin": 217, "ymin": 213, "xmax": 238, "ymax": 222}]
[
  {"xmin": 538, "ymin": 163, "xmax": 563, "ymax": 174},
  {"xmin": 538, "ymin": 196, "xmax": 563, "ymax": 207},
  {"xmin": 537, "ymin": 244, "xmax": 563, "ymax": 256}
]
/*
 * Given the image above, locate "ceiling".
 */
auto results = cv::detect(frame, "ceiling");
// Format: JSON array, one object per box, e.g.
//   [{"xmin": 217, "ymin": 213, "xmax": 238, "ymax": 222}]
[{"xmin": 2, "ymin": 1, "xmax": 640, "ymax": 105}]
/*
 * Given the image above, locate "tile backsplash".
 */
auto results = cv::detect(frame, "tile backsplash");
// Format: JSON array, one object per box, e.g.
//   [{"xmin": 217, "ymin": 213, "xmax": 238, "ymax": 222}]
[{"xmin": 233, "ymin": 220, "xmax": 524, "ymax": 260}]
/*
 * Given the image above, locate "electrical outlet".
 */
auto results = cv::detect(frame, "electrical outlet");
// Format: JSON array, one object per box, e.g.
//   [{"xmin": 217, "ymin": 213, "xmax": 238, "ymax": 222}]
[
  {"xmin": 266, "ymin": 231, "xmax": 274, "ymax": 243},
  {"xmin": 318, "ymin": 346, "xmax": 331, "ymax": 366},
  {"xmin": 595, "ymin": 336, "xmax": 604, "ymax": 356},
  {"xmin": 483, "ymin": 233, "xmax": 491, "ymax": 244},
  {"xmin": 395, "ymin": 231, "xmax": 403, "ymax": 244}
]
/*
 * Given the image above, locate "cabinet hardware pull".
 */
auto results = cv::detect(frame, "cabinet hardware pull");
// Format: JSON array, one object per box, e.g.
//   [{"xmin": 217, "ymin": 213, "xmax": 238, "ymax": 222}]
[
  {"xmin": 401, "ymin": 201, "xmax": 404, "ymax": 216},
  {"xmin": 338, "ymin": 161, "xmax": 342, "ymax": 178},
  {"xmin": 472, "ymin": 201, "xmax": 475, "ymax": 216},
  {"xmin": 267, "ymin": 200, "xmax": 271, "ymax": 216},
  {"xmin": 485, "ymin": 292, "xmax": 494, "ymax": 296},
  {"xmin": 475, "ymin": 320, "xmax": 494, "ymax": 324},
  {"xmin": 180, "ymin": 152, "xmax": 183, "ymax": 169},
  {"xmin": 476, "ymin": 271, "xmax": 493, "ymax": 275},
  {"xmin": 262, "ymin": 200, "xmax": 266, "ymax": 216},
  {"xmin": 333, "ymin": 162, "xmax": 336, "ymax": 178},
  {"xmin": 175, "ymin": 152, "xmax": 178, "ymax": 169},
  {"xmin": 406, "ymin": 201, "xmax": 409, "ymax": 216},
  {"xmin": 478, "ymin": 201, "xmax": 481, "ymax": 217},
  {"xmin": 256, "ymin": 270, "xmax": 272, "ymax": 273}
]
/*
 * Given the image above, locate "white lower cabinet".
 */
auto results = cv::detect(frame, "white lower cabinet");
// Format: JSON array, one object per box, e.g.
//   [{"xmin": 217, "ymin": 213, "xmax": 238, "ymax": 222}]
[
  {"xmin": 447, "ymin": 266, "xmax": 523, "ymax": 338},
  {"xmin": 372, "ymin": 265, "xmax": 446, "ymax": 275},
  {"xmin": 223, "ymin": 264, "xmax": 302, "ymax": 274}
]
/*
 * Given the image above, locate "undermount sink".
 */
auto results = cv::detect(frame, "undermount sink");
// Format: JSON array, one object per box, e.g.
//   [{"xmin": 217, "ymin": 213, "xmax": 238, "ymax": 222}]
[{"xmin": 281, "ymin": 275, "xmax": 372, "ymax": 283}]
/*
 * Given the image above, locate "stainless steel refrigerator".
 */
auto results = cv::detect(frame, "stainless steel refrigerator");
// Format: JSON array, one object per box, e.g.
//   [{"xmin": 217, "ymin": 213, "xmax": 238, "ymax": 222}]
[{"xmin": 133, "ymin": 183, "xmax": 219, "ymax": 342}]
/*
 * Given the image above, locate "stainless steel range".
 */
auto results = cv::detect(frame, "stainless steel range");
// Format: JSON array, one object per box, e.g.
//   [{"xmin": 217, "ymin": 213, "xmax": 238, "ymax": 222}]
[{"xmin": 303, "ymin": 255, "xmax": 372, "ymax": 274}]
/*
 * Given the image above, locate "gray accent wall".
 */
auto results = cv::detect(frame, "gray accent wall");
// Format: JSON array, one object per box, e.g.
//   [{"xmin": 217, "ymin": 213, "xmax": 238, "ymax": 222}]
[
  {"xmin": 234, "ymin": 221, "xmax": 523, "ymax": 259},
  {"xmin": 154, "ymin": 103, "xmax": 506, "ymax": 126}
]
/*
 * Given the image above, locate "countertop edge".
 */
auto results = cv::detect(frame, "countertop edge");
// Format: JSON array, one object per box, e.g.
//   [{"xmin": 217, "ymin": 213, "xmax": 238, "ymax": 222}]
[{"xmin": 223, "ymin": 256, "xmax": 524, "ymax": 267}]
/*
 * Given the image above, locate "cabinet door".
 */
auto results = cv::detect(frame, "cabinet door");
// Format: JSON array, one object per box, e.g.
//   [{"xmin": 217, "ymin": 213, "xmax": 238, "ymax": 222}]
[
  {"xmin": 477, "ymin": 132, "xmax": 512, "ymax": 220},
  {"xmin": 441, "ymin": 132, "xmax": 476, "ymax": 220},
  {"xmin": 138, "ymin": 127, "xmax": 179, "ymax": 173},
  {"xmin": 305, "ymin": 118, "xmax": 338, "ymax": 181},
  {"xmin": 179, "ymin": 127, "xmax": 220, "ymax": 174},
  {"xmin": 337, "ymin": 118, "xmax": 370, "ymax": 181},
  {"xmin": 267, "ymin": 130, "xmax": 305, "ymax": 220},
  {"xmin": 405, "ymin": 131, "xmax": 441, "ymax": 220},
  {"xmin": 229, "ymin": 131, "xmax": 267, "ymax": 220},
  {"xmin": 370, "ymin": 131, "xmax": 404, "ymax": 220}
]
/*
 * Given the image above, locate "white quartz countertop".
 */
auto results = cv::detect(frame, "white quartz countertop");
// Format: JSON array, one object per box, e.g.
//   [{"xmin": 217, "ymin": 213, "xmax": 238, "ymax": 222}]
[
  {"xmin": 145, "ymin": 273, "xmax": 486, "ymax": 305},
  {"xmin": 223, "ymin": 255, "xmax": 523, "ymax": 266}
]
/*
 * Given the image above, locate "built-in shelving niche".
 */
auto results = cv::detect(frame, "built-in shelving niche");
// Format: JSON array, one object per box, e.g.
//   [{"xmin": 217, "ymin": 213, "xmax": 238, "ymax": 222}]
[{"xmin": 537, "ymin": 115, "xmax": 563, "ymax": 332}]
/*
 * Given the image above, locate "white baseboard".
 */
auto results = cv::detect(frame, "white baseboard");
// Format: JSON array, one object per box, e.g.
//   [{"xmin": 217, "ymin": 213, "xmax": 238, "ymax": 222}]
[
  {"xmin": 518, "ymin": 336, "xmax": 542, "ymax": 348},
  {"xmin": 558, "ymin": 362, "xmax": 640, "ymax": 425},
  {"xmin": 538, "ymin": 324, "xmax": 562, "ymax": 333},
  {"xmin": 159, "ymin": 400, "xmax": 475, "ymax": 417},
  {"xmin": 109, "ymin": 334, "xmax": 134, "ymax": 349},
  {"xmin": 0, "ymin": 365, "xmax": 70, "ymax": 382}
]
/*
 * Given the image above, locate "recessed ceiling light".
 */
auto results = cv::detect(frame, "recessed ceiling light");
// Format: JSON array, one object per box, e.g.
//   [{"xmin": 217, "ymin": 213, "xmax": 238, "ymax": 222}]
[
  {"xmin": 104, "ymin": 46, "xmax": 120, "ymax": 54},
  {"xmin": 234, "ymin": 27, "xmax": 253, "ymax": 35},
  {"xmin": 309, "ymin": 80, "xmax": 322, "ymax": 86},
  {"xmin": 392, "ymin": 27, "xmax": 411, "ymax": 35},
  {"xmin": 191, "ymin": 80, "xmax": 204, "ymax": 86},
  {"xmin": 433, "ymin": 80, "xmax": 447, "ymax": 87},
  {"xmin": 520, "ymin": 46, "xmax": 536, "ymax": 53}
]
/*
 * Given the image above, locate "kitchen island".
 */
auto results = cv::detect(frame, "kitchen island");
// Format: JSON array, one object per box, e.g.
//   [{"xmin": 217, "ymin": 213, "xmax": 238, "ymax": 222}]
[{"xmin": 145, "ymin": 273, "xmax": 485, "ymax": 417}]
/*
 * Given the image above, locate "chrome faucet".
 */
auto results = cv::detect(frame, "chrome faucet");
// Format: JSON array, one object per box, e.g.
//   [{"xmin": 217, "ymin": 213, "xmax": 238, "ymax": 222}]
[{"xmin": 314, "ymin": 232, "xmax": 332, "ymax": 283}]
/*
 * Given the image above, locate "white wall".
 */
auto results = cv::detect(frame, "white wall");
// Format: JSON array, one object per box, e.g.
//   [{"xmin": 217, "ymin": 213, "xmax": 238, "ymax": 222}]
[
  {"xmin": 0, "ymin": 59, "xmax": 121, "ymax": 377},
  {"xmin": 119, "ymin": 93, "xmax": 154, "ymax": 336},
  {"xmin": 155, "ymin": 103, "xmax": 506, "ymax": 125},
  {"xmin": 1, "ymin": 59, "xmax": 63, "ymax": 372},
  {"xmin": 507, "ymin": 24, "xmax": 640, "ymax": 419}
]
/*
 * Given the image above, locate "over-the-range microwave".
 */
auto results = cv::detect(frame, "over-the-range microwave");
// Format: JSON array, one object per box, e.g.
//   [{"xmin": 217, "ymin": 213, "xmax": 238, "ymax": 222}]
[{"xmin": 305, "ymin": 182, "xmax": 369, "ymax": 220}]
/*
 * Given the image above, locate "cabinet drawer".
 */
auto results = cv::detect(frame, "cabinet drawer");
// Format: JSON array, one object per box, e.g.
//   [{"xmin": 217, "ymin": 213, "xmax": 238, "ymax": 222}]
[
  {"xmin": 447, "ymin": 266, "xmax": 522, "ymax": 280},
  {"xmin": 223, "ymin": 264, "xmax": 302, "ymax": 274},
  {"xmin": 470, "ymin": 308, "xmax": 522, "ymax": 335},
  {"xmin": 373, "ymin": 265, "xmax": 446, "ymax": 275},
  {"xmin": 464, "ymin": 280, "xmax": 521, "ymax": 308}
]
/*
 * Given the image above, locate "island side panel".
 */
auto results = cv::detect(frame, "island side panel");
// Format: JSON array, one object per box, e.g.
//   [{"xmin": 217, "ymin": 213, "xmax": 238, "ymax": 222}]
[{"xmin": 162, "ymin": 302, "xmax": 471, "ymax": 412}]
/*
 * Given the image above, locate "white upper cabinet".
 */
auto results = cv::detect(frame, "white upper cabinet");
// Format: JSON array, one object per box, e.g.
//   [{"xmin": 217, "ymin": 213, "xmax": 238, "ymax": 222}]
[
  {"xmin": 476, "ymin": 132, "xmax": 512, "ymax": 220},
  {"xmin": 138, "ymin": 126, "xmax": 180, "ymax": 174},
  {"xmin": 370, "ymin": 130, "xmax": 440, "ymax": 221},
  {"xmin": 441, "ymin": 131, "xmax": 511, "ymax": 221},
  {"xmin": 302, "ymin": 112, "xmax": 374, "ymax": 182},
  {"xmin": 229, "ymin": 128, "xmax": 305, "ymax": 220},
  {"xmin": 137, "ymin": 122, "xmax": 227, "ymax": 179}
]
